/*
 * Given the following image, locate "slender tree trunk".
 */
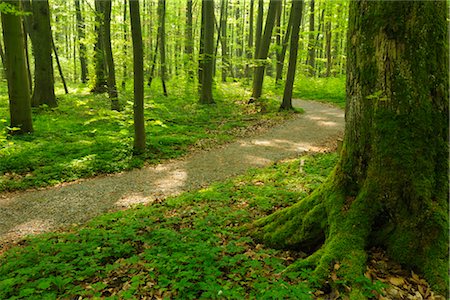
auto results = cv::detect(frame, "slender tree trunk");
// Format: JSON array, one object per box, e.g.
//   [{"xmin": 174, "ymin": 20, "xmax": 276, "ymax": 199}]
[
  {"xmin": 244, "ymin": 0, "xmax": 254, "ymax": 78},
  {"xmin": 1, "ymin": 0, "xmax": 33, "ymax": 134},
  {"xmin": 325, "ymin": 17, "xmax": 331, "ymax": 77},
  {"xmin": 129, "ymin": 0, "xmax": 146, "ymax": 153},
  {"xmin": 220, "ymin": 0, "xmax": 228, "ymax": 82},
  {"xmin": 75, "ymin": 0, "xmax": 88, "ymax": 83},
  {"xmin": 121, "ymin": 0, "xmax": 128, "ymax": 88},
  {"xmin": 147, "ymin": 35, "xmax": 159, "ymax": 88},
  {"xmin": 52, "ymin": 37, "xmax": 69, "ymax": 94},
  {"xmin": 199, "ymin": 0, "xmax": 215, "ymax": 104},
  {"xmin": 255, "ymin": 1, "xmax": 449, "ymax": 297},
  {"xmin": 254, "ymin": 0, "xmax": 263, "ymax": 58},
  {"xmin": 23, "ymin": 0, "xmax": 57, "ymax": 107},
  {"xmin": 23, "ymin": 25, "xmax": 33, "ymax": 93},
  {"xmin": 251, "ymin": 0, "xmax": 281, "ymax": 101},
  {"xmin": 280, "ymin": 0, "xmax": 303, "ymax": 110},
  {"xmin": 184, "ymin": 0, "xmax": 194, "ymax": 79},
  {"xmin": 91, "ymin": 0, "xmax": 107, "ymax": 93},
  {"xmin": 275, "ymin": 3, "xmax": 293, "ymax": 83},
  {"xmin": 103, "ymin": 0, "xmax": 119, "ymax": 110},
  {"xmin": 307, "ymin": 0, "xmax": 315, "ymax": 76},
  {"xmin": 157, "ymin": 0, "xmax": 168, "ymax": 96}
]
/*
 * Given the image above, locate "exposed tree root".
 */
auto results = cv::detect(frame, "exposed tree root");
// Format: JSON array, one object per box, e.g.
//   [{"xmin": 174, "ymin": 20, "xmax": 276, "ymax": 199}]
[{"xmin": 252, "ymin": 174, "xmax": 448, "ymax": 298}]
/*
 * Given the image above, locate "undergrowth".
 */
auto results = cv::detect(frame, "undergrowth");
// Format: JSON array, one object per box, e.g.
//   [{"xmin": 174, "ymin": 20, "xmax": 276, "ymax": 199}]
[
  {"xmin": 0, "ymin": 152, "xmax": 339, "ymax": 299},
  {"xmin": 0, "ymin": 79, "xmax": 288, "ymax": 192}
]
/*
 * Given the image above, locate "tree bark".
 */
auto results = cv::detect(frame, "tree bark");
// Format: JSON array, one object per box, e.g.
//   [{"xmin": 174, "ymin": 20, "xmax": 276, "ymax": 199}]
[
  {"xmin": 157, "ymin": 0, "xmax": 168, "ymax": 96},
  {"xmin": 199, "ymin": 0, "xmax": 215, "ymax": 104},
  {"xmin": 121, "ymin": 0, "xmax": 128, "ymax": 88},
  {"xmin": 219, "ymin": 0, "xmax": 228, "ymax": 82},
  {"xmin": 75, "ymin": 0, "xmax": 88, "ymax": 83},
  {"xmin": 23, "ymin": 0, "xmax": 57, "ymax": 107},
  {"xmin": 129, "ymin": 0, "xmax": 146, "ymax": 153},
  {"xmin": 103, "ymin": 0, "xmax": 119, "ymax": 110},
  {"xmin": 279, "ymin": 0, "xmax": 303, "ymax": 111},
  {"xmin": 184, "ymin": 0, "xmax": 194, "ymax": 79},
  {"xmin": 275, "ymin": 4, "xmax": 293, "ymax": 83},
  {"xmin": 254, "ymin": 1, "xmax": 449, "ymax": 297},
  {"xmin": 91, "ymin": 0, "xmax": 107, "ymax": 93},
  {"xmin": 251, "ymin": 0, "xmax": 281, "ymax": 101},
  {"xmin": 1, "ymin": 0, "xmax": 33, "ymax": 134},
  {"xmin": 306, "ymin": 0, "xmax": 315, "ymax": 76}
]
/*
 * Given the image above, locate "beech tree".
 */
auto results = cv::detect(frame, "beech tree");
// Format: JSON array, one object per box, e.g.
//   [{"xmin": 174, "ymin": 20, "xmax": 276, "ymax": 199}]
[
  {"xmin": 254, "ymin": 0, "xmax": 448, "ymax": 296},
  {"xmin": 1, "ymin": 0, "xmax": 33, "ymax": 134},
  {"xmin": 279, "ymin": 0, "xmax": 303, "ymax": 111},
  {"xmin": 103, "ymin": 0, "xmax": 119, "ymax": 110},
  {"xmin": 129, "ymin": 0, "xmax": 145, "ymax": 153},
  {"xmin": 75, "ymin": 0, "xmax": 88, "ymax": 83},
  {"xmin": 199, "ymin": 0, "xmax": 214, "ymax": 104},
  {"xmin": 22, "ymin": 0, "xmax": 57, "ymax": 107},
  {"xmin": 91, "ymin": 0, "xmax": 107, "ymax": 93}
]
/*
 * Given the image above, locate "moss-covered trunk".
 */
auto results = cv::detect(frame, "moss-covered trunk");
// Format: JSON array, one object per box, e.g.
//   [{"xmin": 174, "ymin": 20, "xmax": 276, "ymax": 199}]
[{"xmin": 254, "ymin": 1, "xmax": 448, "ymax": 296}]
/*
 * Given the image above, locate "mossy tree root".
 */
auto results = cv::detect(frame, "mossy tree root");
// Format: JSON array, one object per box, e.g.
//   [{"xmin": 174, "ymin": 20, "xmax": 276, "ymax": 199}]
[{"xmin": 252, "ymin": 174, "xmax": 448, "ymax": 297}]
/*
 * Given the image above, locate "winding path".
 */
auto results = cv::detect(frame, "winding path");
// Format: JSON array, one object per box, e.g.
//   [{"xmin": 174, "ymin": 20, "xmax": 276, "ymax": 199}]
[{"xmin": 0, "ymin": 100, "xmax": 344, "ymax": 247}]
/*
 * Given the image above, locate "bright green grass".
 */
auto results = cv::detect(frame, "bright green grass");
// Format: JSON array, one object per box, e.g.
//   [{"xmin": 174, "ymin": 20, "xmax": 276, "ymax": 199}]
[
  {"xmin": 0, "ymin": 79, "xmax": 289, "ymax": 192},
  {"xmin": 262, "ymin": 75, "xmax": 346, "ymax": 109},
  {"xmin": 0, "ymin": 152, "xmax": 339, "ymax": 299}
]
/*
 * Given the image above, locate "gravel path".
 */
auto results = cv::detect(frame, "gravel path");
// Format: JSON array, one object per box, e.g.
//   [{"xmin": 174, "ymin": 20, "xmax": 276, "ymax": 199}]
[{"xmin": 0, "ymin": 99, "xmax": 344, "ymax": 247}]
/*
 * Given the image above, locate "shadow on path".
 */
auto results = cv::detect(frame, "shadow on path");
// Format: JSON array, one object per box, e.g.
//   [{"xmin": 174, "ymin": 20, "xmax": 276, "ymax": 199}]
[{"xmin": 0, "ymin": 100, "xmax": 344, "ymax": 246}]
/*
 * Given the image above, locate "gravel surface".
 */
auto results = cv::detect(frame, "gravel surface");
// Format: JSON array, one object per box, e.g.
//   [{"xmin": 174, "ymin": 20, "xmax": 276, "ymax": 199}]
[{"xmin": 0, "ymin": 99, "xmax": 344, "ymax": 248}]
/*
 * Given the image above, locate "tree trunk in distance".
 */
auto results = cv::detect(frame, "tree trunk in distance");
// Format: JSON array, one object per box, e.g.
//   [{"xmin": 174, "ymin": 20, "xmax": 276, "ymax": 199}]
[
  {"xmin": 275, "ymin": 3, "xmax": 293, "ymax": 83},
  {"xmin": 75, "ymin": 0, "xmax": 88, "ymax": 83},
  {"xmin": 220, "ymin": 0, "xmax": 228, "ymax": 82},
  {"xmin": 254, "ymin": 1, "xmax": 449, "ymax": 297},
  {"xmin": 251, "ymin": 0, "xmax": 281, "ymax": 101},
  {"xmin": 52, "ymin": 37, "xmax": 69, "ymax": 94},
  {"xmin": 198, "ymin": 0, "xmax": 205, "ymax": 94},
  {"xmin": 157, "ymin": 0, "xmax": 168, "ymax": 96},
  {"xmin": 24, "ymin": 0, "xmax": 57, "ymax": 107},
  {"xmin": 129, "ymin": 0, "xmax": 146, "ymax": 153},
  {"xmin": 103, "ymin": 0, "xmax": 119, "ymax": 110},
  {"xmin": 122, "ymin": 0, "xmax": 128, "ymax": 88},
  {"xmin": 325, "ymin": 17, "xmax": 331, "ymax": 77},
  {"xmin": 199, "ymin": 0, "xmax": 215, "ymax": 104},
  {"xmin": 307, "ymin": 0, "xmax": 315, "ymax": 76},
  {"xmin": 0, "ymin": 39, "xmax": 6, "ymax": 78},
  {"xmin": 91, "ymin": 0, "xmax": 107, "ymax": 93},
  {"xmin": 244, "ymin": 0, "xmax": 254, "ymax": 78},
  {"xmin": 279, "ymin": 0, "xmax": 303, "ymax": 111},
  {"xmin": 184, "ymin": 0, "xmax": 194, "ymax": 79},
  {"xmin": 1, "ymin": 0, "xmax": 33, "ymax": 134}
]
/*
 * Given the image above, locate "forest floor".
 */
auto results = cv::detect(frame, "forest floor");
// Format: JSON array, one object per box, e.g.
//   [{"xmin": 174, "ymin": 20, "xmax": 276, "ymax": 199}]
[{"xmin": 0, "ymin": 99, "xmax": 344, "ymax": 247}]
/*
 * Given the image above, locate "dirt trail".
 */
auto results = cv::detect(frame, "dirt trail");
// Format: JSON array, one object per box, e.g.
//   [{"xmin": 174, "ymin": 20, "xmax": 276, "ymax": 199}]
[{"xmin": 0, "ymin": 99, "xmax": 344, "ymax": 247}]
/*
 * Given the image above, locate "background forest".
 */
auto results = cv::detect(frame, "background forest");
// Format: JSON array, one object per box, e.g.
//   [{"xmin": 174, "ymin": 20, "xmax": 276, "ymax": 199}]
[{"xmin": 0, "ymin": 0, "xmax": 347, "ymax": 191}]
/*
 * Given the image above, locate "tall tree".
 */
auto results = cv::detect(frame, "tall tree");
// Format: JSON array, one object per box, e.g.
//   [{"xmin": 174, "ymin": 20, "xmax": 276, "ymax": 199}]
[
  {"xmin": 306, "ymin": 0, "xmax": 315, "ymax": 76},
  {"xmin": 121, "ymin": 0, "xmax": 128, "ymax": 88},
  {"xmin": 275, "ymin": 3, "xmax": 293, "ymax": 83},
  {"xmin": 251, "ymin": 0, "xmax": 281, "ymax": 101},
  {"xmin": 254, "ymin": 0, "xmax": 449, "ymax": 296},
  {"xmin": 219, "ymin": 0, "xmax": 229, "ymax": 82},
  {"xmin": 129, "ymin": 0, "xmax": 146, "ymax": 153},
  {"xmin": 199, "ymin": 0, "xmax": 215, "ymax": 104},
  {"xmin": 91, "ymin": 0, "xmax": 107, "ymax": 93},
  {"xmin": 22, "ymin": 0, "xmax": 57, "ymax": 107},
  {"xmin": 1, "ymin": 0, "xmax": 33, "ymax": 134},
  {"xmin": 75, "ymin": 0, "xmax": 88, "ymax": 83},
  {"xmin": 157, "ymin": 0, "xmax": 168, "ymax": 96},
  {"xmin": 184, "ymin": 0, "xmax": 194, "ymax": 79},
  {"xmin": 279, "ymin": 0, "xmax": 303, "ymax": 110},
  {"xmin": 103, "ymin": 0, "xmax": 119, "ymax": 110}
]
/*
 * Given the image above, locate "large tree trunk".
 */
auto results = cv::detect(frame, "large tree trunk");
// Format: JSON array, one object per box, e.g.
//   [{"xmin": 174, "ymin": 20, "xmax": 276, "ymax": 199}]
[
  {"xmin": 254, "ymin": 1, "xmax": 449, "ymax": 297},
  {"xmin": 279, "ymin": 0, "xmax": 303, "ymax": 111},
  {"xmin": 199, "ymin": 0, "xmax": 215, "ymax": 104},
  {"xmin": 23, "ymin": 0, "xmax": 57, "ymax": 107},
  {"xmin": 1, "ymin": 0, "xmax": 33, "ymax": 134},
  {"xmin": 129, "ymin": 0, "xmax": 146, "ymax": 153}
]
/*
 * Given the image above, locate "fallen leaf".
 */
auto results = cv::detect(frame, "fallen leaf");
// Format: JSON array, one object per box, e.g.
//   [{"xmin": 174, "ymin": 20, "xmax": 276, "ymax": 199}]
[{"xmin": 388, "ymin": 276, "xmax": 405, "ymax": 286}]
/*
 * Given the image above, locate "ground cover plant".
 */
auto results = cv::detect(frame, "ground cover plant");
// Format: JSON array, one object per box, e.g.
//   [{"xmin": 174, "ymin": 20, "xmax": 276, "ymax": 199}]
[
  {"xmin": 0, "ymin": 80, "xmax": 289, "ymax": 192},
  {"xmin": 0, "ymin": 152, "xmax": 340, "ymax": 299}
]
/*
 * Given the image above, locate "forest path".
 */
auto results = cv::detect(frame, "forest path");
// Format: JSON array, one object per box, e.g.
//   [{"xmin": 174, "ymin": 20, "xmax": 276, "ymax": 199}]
[{"xmin": 0, "ymin": 100, "xmax": 344, "ymax": 247}]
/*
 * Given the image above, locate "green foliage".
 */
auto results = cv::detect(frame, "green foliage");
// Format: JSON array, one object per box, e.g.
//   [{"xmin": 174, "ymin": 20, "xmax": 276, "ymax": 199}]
[
  {"xmin": 0, "ymin": 80, "xmax": 287, "ymax": 192},
  {"xmin": 0, "ymin": 152, "xmax": 338, "ymax": 299}
]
